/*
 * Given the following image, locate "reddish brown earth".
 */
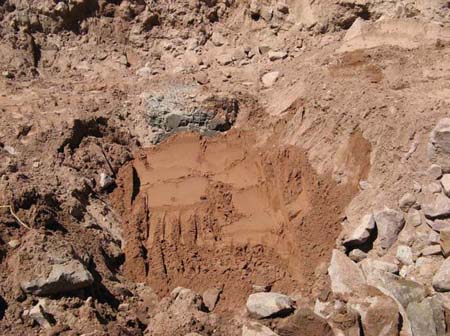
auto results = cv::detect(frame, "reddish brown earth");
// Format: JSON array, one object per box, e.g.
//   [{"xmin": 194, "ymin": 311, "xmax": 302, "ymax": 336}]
[{"xmin": 112, "ymin": 129, "xmax": 371, "ymax": 310}]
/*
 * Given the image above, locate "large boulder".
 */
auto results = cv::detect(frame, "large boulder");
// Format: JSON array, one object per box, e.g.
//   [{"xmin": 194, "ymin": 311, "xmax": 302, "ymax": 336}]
[
  {"xmin": 328, "ymin": 249, "xmax": 366, "ymax": 295},
  {"xmin": 21, "ymin": 260, "xmax": 94, "ymax": 296},
  {"xmin": 374, "ymin": 209, "xmax": 405, "ymax": 251},
  {"xmin": 407, "ymin": 299, "xmax": 439, "ymax": 336},
  {"xmin": 343, "ymin": 214, "xmax": 375, "ymax": 247},
  {"xmin": 246, "ymin": 292, "xmax": 295, "ymax": 318},
  {"xmin": 428, "ymin": 118, "xmax": 450, "ymax": 172}
]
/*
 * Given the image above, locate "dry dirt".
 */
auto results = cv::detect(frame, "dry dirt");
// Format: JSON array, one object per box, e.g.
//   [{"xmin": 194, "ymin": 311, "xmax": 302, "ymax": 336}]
[{"xmin": 1, "ymin": 0, "xmax": 450, "ymax": 335}]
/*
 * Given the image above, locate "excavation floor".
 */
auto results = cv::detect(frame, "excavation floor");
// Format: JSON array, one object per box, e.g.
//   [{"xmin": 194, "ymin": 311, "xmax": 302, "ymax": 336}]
[{"xmin": 111, "ymin": 130, "xmax": 370, "ymax": 311}]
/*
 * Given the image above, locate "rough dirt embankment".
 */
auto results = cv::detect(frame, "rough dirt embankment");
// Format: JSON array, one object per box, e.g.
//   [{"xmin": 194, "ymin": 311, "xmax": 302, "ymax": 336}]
[{"xmin": 111, "ymin": 129, "xmax": 371, "ymax": 310}]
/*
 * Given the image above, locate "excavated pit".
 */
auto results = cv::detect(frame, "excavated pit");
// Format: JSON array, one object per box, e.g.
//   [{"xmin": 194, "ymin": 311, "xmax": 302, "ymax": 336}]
[{"xmin": 111, "ymin": 129, "xmax": 371, "ymax": 311}]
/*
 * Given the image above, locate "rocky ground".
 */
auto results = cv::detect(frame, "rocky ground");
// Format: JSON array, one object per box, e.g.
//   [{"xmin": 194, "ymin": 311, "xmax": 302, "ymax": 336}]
[{"xmin": 2, "ymin": 0, "xmax": 450, "ymax": 335}]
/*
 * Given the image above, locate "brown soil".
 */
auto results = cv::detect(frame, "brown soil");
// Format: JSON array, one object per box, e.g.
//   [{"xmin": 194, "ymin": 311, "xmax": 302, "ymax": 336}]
[{"xmin": 111, "ymin": 129, "xmax": 371, "ymax": 311}]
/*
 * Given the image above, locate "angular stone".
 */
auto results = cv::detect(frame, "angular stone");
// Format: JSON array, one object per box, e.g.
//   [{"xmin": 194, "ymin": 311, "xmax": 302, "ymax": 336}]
[
  {"xmin": 423, "ymin": 194, "xmax": 450, "ymax": 219},
  {"xmin": 428, "ymin": 118, "xmax": 450, "ymax": 172},
  {"xmin": 366, "ymin": 270, "xmax": 426, "ymax": 308},
  {"xmin": 374, "ymin": 209, "xmax": 405, "ymax": 251},
  {"xmin": 343, "ymin": 214, "xmax": 375, "ymax": 247},
  {"xmin": 428, "ymin": 296, "xmax": 446, "ymax": 336},
  {"xmin": 360, "ymin": 258, "xmax": 399, "ymax": 275},
  {"xmin": 242, "ymin": 321, "xmax": 279, "ymax": 336},
  {"xmin": 202, "ymin": 288, "xmax": 221, "ymax": 312},
  {"xmin": 268, "ymin": 51, "xmax": 287, "ymax": 61},
  {"xmin": 328, "ymin": 249, "xmax": 366, "ymax": 295},
  {"xmin": 28, "ymin": 299, "xmax": 53, "ymax": 329},
  {"xmin": 428, "ymin": 219, "xmax": 450, "ymax": 232},
  {"xmin": 407, "ymin": 300, "xmax": 437, "ymax": 336},
  {"xmin": 396, "ymin": 245, "xmax": 413, "ymax": 265},
  {"xmin": 7, "ymin": 239, "xmax": 20, "ymax": 249},
  {"xmin": 261, "ymin": 71, "xmax": 279, "ymax": 88},
  {"xmin": 348, "ymin": 249, "xmax": 367, "ymax": 262},
  {"xmin": 277, "ymin": 308, "xmax": 334, "ymax": 336},
  {"xmin": 421, "ymin": 245, "xmax": 442, "ymax": 256},
  {"xmin": 440, "ymin": 229, "xmax": 450, "ymax": 257},
  {"xmin": 426, "ymin": 182, "xmax": 443, "ymax": 194},
  {"xmin": 348, "ymin": 286, "xmax": 400, "ymax": 336},
  {"xmin": 21, "ymin": 260, "xmax": 94, "ymax": 296},
  {"xmin": 433, "ymin": 257, "xmax": 450, "ymax": 292},
  {"xmin": 399, "ymin": 193, "xmax": 417, "ymax": 212},
  {"xmin": 429, "ymin": 164, "xmax": 443, "ymax": 180},
  {"xmin": 246, "ymin": 292, "xmax": 294, "ymax": 318},
  {"xmin": 441, "ymin": 174, "xmax": 450, "ymax": 196}
]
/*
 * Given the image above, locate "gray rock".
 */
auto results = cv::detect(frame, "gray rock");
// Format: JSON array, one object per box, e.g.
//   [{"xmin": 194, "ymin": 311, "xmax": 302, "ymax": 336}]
[
  {"xmin": 360, "ymin": 258, "xmax": 399, "ymax": 275},
  {"xmin": 328, "ymin": 249, "xmax": 366, "ymax": 295},
  {"xmin": 407, "ymin": 208, "xmax": 422, "ymax": 227},
  {"xmin": 246, "ymin": 292, "xmax": 294, "ymax": 318},
  {"xmin": 397, "ymin": 245, "xmax": 414, "ymax": 265},
  {"xmin": 202, "ymin": 288, "xmax": 221, "ymax": 312},
  {"xmin": 21, "ymin": 260, "xmax": 94, "ymax": 296},
  {"xmin": 242, "ymin": 321, "xmax": 279, "ymax": 336},
  {"xmin": 428, "ymin": 296, "xmax": 446, "ymax": 336},
  {"xmin": 268, "ymin": 51, "xmax": 288, "ymax": 61},
  {"xmin": 429, "ymin": 164, "xmax": 443, "ymax": 180},
  {"xmin": 428, "ymin": 118, "xmax": 450, "ymax": 172},
  {"xmin": 407, "ymin": 300, "xmax": 437, "ymax": 336},
  {"xmin": 366, "ymin": 271, "xmax": 426, "ymax": 308},
  {"xmin": 348, "ymin": 249, "xmax": 367, "ymax": 262},
  {"xmin": 374, "ymin": 209, "xmax": 405, "ymax": 251},
  {"xmin": 441, "ymin": 174, "xmax": 450, "ymax": 197},
  {"xmin": 261, "ymin": 71, "xmax": 279, "ymax": 88},
  {"xmin": 399, "ymin": 193, "xmax": 417, "ymax": 212},
  {"xmin": 343, "ymin": 214, "xmax": 375, "ymax": 247},
  {"xmin": 433, "ymin": 257, "xmax": 450, "ymax": 292},
  {"xmin": 423, "ymin": 194, "xmax": 450, "ymax": 219},
  {"xmin": 99, "ymin": 173, "xmax": 114, "ymax": 190}
]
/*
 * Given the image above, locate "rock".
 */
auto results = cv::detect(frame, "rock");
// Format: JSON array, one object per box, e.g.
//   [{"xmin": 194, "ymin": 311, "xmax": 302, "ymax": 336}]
[
  {"xmin": 328, "ymin": 249, "xmax": 365, "ymax": 295},
  {"xmin": 407, "ymin": 209, "xmax": 422, "ymax": 227},
  {"xmin": 216, "ymin": 52, "xmax": 234, "ymax": 65},
  {"xmin": 426, "ymin": 182, "xmax": 443, "ymax": 194},
  {"xmin": 428, "ymin": 296, "xmax": 446, "ymax": 336},
  {"xmin": 428, "ymin": 118, "xmax": 450, "ymax": 172},
  {"xmin": 7, "ymin": 239, "xmax": 20, "ymax": 249},
  {"xmin": 261, "ymin": 71, "xmax": 280, "ymax": 88},
  {"xmin": 277, "ymin": 308, "xmax": 334, "ymax": 336},
  {"xmin": 276, "ymin": 3, "xmax": 289, "ymax": 14},
  {"xmin": 440, "ymin": 229, "xmax": 450, "ymax": 257},
  {"xmin": 396, "ymin": 245, "xmax": 414, "ymax": 265},
  {"xmin": 347, "ymin": 286, "xmax": 401, "ymax": 336},
  {"xmin": 21, "ymin": 260, "xmax": 94, "ymax": 296},
  {"xmin": 423, "ymin": 194, "xmax": 450, "ymax": 219},
  {"xmin": 348, "ymin": 249, "xmax": 367, "ymax": 262},
  {"xmin": 242, "ymin": 321, "xmax": 279, "ymax": 336},
  {"xmin": 246, "ymin": 292, "xmax": 294, "ymax": 318},
  {"xmin": 252, "ymin": 284, "xmax": 271, "ymax": 293},
  {"xmin": 136, "ymin": 66, "xmax": 152, "ymax": 77},
  {"xmin": 407, "ymin": 300, "xmax": 437, "ymax": 336},
  {"xmin": 429, "ymin": 164, "xmax": 443, "ymax": 180},
  {"xmin": 366, "ymin": 270, "xmax": 426, "ymax": 308},
  {"xmin": 360, "ymin": 258, "xmax": 399, "ymax": 275},
  {"xmin": 399, "ymin": 193, "xmax": 417, "ymax": 211},
  {"xmin": 421, "ymin": 245, "xmax": 442, "ymax": 256},
  {"xmin": 28, "ymin": 299, "xmax": 53, "ymax": 329},
  {"xmin": 428, "ymin": 219, "xmax": 450, "ymax": 232},
  {"xmin": 433, "ymin": 257, "xmax": 450, "ymax": 291},
  {"xmin": 99, "ymin": 173, "xmax": 114, "ymax": 190},
  {"xmin": 374, "ymin": 209, "xmax": 405, "ymax": 251},
  {"xmin": 211, "ymin": 32, "xmax": 226, "ymax": 47},
  {"xmin": 343, "ymin": 214, "xmax": 375, "ymax": 247},
  {"xmin": 441, "ymin": 174, "xmax": 450, "ymax": 196},
  {"xmin": 202, "ymin": 288, "xmax": 221, "ymax": 312},
  {"xmin": 268, "ymin": 51, "xmax": 288, "ymax": 61}
]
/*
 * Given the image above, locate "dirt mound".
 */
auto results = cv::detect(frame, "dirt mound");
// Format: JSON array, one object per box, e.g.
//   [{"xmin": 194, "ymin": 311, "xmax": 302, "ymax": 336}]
[{"xmin": 112, "ymin": 129, "xmax": 370, "ymax": 310}]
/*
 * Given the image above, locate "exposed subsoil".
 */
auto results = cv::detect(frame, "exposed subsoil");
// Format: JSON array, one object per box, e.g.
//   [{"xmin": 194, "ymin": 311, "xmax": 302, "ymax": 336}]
[{"xmin": 112, "ymin": 128, "xmax": 371, "ymax": 310}]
